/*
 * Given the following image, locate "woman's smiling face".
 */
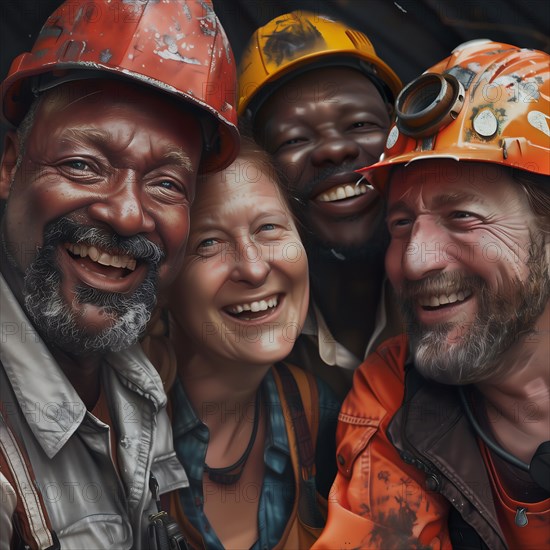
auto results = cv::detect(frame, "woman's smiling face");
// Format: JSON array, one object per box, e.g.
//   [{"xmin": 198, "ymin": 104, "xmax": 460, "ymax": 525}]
[{"xmin": 169, "ymin": 152, "xmax": 309, "ymax": 368}]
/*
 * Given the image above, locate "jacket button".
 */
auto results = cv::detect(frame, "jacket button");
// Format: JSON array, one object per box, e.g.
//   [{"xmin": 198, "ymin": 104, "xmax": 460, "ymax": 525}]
[
  {"xmin": 425, "ymin": 473, "xmax": 441, "ymax": 492},
  {"xmin": 337, "ymin": 454, "xmax": 345, "ymax": 465},
  {"xmin": 400, "ymin": 451, "xmax": 414, "ymax": 465}
]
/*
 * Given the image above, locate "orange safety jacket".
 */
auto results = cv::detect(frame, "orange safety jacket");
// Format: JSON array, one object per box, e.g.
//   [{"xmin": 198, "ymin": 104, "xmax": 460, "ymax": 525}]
[{"xmin": 313, "ymin": 334, "xmax": 524, "ymax": 550}]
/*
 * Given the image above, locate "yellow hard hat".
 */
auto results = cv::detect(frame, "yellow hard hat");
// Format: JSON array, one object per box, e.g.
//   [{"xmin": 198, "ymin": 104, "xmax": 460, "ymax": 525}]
[{"xmin": 238, "ymin": 11, "xmax": 402, "ymax": 118}]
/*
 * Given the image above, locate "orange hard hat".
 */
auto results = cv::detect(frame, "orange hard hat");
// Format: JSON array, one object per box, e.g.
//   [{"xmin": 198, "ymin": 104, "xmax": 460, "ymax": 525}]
[
  {"xmin": 1, "ymin": 0, "xmax": 239, "ymax": 173},
  {"xmin": 237, "ymin": 10, "xmax": 402, "ymax": 119},
  {"xmin": 359, "ymin": 39, "xmax": 550, "ymax": 192}
]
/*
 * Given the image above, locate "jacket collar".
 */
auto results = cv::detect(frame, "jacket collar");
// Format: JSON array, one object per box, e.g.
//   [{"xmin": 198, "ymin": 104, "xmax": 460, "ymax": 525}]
[
  {"xmin": 0, "ymin": 274, "xmax": 166, "ymax": 458},
  {"xmin": 388, "ymin": 367, "xmax": 506, "ymax": 548}
]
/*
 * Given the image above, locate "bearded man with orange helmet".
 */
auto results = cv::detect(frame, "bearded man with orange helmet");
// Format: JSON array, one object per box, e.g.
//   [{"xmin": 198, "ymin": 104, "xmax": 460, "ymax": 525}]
[
  {"xmin": 238, "ymin": 12, "xmax": 403, "ymax": 399},
  {"xmin": 0, "ymin": 1, "xmax": 238, "ymax": 548},
  {"xmin": 313, "ymin": 40, "xmax": 550, "ymax": 549}
]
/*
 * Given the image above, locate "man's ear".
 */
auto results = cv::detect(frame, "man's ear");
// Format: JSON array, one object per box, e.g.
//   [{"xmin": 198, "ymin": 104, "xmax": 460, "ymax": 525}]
[{"xmin": 0, "ymin": 131, "xmax": 21, "ymax": 200}]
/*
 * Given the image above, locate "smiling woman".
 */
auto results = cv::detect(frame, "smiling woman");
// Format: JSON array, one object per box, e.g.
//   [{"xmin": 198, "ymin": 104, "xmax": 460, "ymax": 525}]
[{"xmin": 143, "ymin": 137, "xmax": 340, "ymax": 550}]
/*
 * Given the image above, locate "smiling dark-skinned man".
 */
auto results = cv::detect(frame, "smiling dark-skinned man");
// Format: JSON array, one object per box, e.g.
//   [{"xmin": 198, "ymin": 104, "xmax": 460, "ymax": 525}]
[
  {"xmin": 0, "ymin": 1, "xmax": 239, "ymax": 548},
  {"xmin": 238, "ymin": 11, "xmax": 403, "ymax": 398}
]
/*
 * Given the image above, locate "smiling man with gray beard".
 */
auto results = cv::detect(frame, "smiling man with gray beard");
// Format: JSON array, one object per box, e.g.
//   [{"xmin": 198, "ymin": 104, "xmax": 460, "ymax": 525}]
[
  {"xmin": 0, "ymin": 1, "xmax": 240, "ymax": 548},
  {"xmin": 22, "ymin": 217, "xmax": 163, "ymax": 354},
  {"xmin": 314, "ymin": 40, "xmax": 550, "ymax": 550}
]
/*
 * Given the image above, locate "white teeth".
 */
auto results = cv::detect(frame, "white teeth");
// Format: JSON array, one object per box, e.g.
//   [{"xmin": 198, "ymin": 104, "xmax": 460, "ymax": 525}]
[
  {"xmin": 227, "ymin": 295, "xmax": 279, "ymax": 315},
  {"xmin": 65, "ymin": 243, "xmax": 137, "ymax": 272},
  {"xmin": 317, "ymin": 183, "xmax": 368, "ymax": 202},
  {"xmin": 419, "ymin": 289, "xmax": 472, "ymax": 307},
  {"xmin": 88, "ymin": 246, "xmax": 100, "ymax": 262},
  {"xmin": 97, "ymin": 252, "xmax": 113, "ymax": 266}
]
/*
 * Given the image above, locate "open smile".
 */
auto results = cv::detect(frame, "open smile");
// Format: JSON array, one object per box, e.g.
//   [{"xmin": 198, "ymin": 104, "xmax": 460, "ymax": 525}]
[
  {"xmin": 311, "ymin": 182, "xmax": 380, "ymax": 218},
  {"xmin": 63, "ymin": 242, "xmax": 147, "ymax": 292},
  {"xmin": 223, "ymin": 294, "xmax": 282, "ymax": 322},
  {"xmin": 65, "ymin": 243, "xmax": 137, "ymax": 272},
  {"xmin": 415, "ymin": 288, "xmax": 475, "ymax": 325},
  {"xmin": 418, "ymin": 289, "xmax": 473, "ymax": 310},
  {"xmin": 315, "ymin": 182, "xmax": 369, "ymax": 203}
]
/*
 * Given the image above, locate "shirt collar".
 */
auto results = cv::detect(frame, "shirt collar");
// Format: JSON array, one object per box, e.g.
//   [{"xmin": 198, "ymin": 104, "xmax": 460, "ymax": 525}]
[
  {"xmin": 0, "ymin": 273, "xmax": 166, "ymax": 458},
  {"xmin": 171, "ymin": 377, "xmax": 203, "ymax": 440},
  {"xmin": 171, "ymin": 370, "xmax": 291, "ymax": 474},
  {"xmin": 300, "ymin": 280, "xmax": 392, "ymax": 369}
]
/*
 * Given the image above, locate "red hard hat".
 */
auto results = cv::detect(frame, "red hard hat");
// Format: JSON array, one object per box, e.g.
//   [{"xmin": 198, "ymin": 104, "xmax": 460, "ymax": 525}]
[
  {"xmin": 360, "ymin": 40, "xmax": 550, "ymax": 192},
  {"xmin": 1, "ymin": 0, "xmax": 239, "ymax": 173}
]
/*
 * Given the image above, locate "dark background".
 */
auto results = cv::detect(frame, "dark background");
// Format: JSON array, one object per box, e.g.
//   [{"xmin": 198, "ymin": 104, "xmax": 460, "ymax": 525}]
[{"xmin": 1, "ymin": 0, "xmax": 548, "ymax": 92}]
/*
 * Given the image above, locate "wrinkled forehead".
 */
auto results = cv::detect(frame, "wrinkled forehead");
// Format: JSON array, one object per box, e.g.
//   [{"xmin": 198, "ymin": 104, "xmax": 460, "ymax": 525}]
[{"xmin": 385, "ymin": 160, "xmax": 538, "ymax": 221}]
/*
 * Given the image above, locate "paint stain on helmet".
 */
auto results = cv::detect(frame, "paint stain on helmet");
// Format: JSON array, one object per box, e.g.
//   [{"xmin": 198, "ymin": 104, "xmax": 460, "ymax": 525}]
[{"xmin": 264, "ymin": 18, "xmax": 327, "ymax": 66}]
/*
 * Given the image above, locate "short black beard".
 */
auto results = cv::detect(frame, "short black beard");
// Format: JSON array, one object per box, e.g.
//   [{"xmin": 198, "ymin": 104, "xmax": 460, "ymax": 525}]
[
  {"xmin": 23, "ymin": 217, "xmax": 164, "ymax": 355},
  {"xmin": 400, "ymin": 237, "xmax": 550, "ymax": 385}
]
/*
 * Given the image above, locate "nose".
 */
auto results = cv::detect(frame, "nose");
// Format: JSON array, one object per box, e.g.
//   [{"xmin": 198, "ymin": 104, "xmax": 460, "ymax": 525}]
[
  {"xmin": 310, "ymin": 133, "xmax": 360, "ymax": 167},
  {"xmin": 87, "ymin": 172, "xmax": 155, "ymax": 236},
  {"xmin": 229, "ymin": 241, "xmax": 271, "ymax": 286},
  {"xmin": 401, "ymin": 215, "xmax": 450, "ymax": 280}
]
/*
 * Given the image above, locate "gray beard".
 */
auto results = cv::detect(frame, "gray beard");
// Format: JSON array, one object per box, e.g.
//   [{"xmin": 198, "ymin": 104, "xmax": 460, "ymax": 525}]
[
  {"xmin": 401, "ymin": 237, "xmax": 550, "ymax": 385},
  {"xmin": 23, "ymin": 218, "xmax": 162, "ymax": 356}
]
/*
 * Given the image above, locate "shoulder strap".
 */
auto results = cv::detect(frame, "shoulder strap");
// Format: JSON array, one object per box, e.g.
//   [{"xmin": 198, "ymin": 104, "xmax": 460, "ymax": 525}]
[
  {"xmin": 272, "ymin": 362, "xmax": 326, "ymax": 537},
  {"xmin": 0, "ymin": 409, "xmax": 59, "ymax": 550},
  {"xmin": 272, "ymin": 362, "xmax": 319, "ymax": 480}
]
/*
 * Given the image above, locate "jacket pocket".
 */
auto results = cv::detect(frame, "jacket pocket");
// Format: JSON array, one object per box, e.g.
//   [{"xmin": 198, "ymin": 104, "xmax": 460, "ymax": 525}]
[
  {"xmin": 335, "ymin": 423, "xmax": 379, "ymax": 479},
  {"xmin": 58, "ymin": 513, "xmax": 130, "ymax": 548}
]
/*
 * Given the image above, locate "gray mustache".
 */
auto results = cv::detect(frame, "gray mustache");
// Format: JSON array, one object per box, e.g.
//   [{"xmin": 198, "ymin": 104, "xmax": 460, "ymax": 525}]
[{"xmin": 48, "ymin": 217, "xmax": 164, "ymax": 265}]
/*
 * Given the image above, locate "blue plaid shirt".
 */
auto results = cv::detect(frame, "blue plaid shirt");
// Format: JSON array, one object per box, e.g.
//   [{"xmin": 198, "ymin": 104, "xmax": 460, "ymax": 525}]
[{"xmin": 171, "ymin": 367, "xmax": 340, "ymax": 550}]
